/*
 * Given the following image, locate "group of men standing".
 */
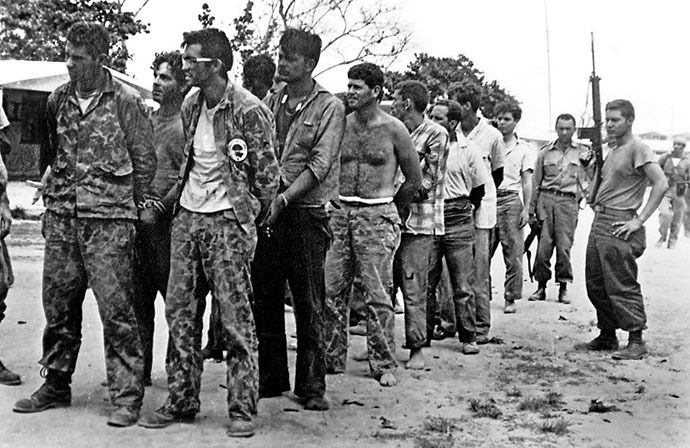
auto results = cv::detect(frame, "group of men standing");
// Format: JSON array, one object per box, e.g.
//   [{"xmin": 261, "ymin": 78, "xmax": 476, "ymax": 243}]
[{"xmin": 0, "ymin": 19, "xmax": 670, "ymax": 440}]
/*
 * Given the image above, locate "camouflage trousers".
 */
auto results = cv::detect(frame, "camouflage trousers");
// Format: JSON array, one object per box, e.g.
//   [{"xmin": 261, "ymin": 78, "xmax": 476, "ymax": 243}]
[
  {"xmin": 324, "ymin": 203, "xmax": 400, "ymax": 376},
  {"xmin": 40, "ymin": 211, "xmax": 144, "ymax": 408},
  {"xmin": 0, "ymin": 238, "xmax": 13, "ymax": 323},
  {"xmin": 164, "ymin": 209, "xmax": 258, "ymax": 421}
]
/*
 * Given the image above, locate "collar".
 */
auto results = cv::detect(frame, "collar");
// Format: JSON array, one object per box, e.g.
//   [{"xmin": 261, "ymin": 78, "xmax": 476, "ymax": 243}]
[
  {"xmin": 68, "ymin": 67, "xmax": 115, "ymax": 97},
  {"xmin": 272, "ymin": 80, "xmax": 329, "ymax": 112}
]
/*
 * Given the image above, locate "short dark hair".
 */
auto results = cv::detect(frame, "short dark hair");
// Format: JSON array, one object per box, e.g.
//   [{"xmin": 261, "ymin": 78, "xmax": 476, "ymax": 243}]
[
  {"xmin": 348, "ymin": 62, "xmax": 384, "ymax": 100},
  {"xmin": 243, "ymin": 53, "xmax": 276, "ymax": 87},
  {"xmin": 447, "ymin": 81, "xmax": 481, "ymax": 112},
  {"xmin": 555, "ymin": 113, "xmax": 576, "ymax": 126},
  {"xmin": 151, "ymin": 51, "xmax": 186, "ymax": 87},
  {"xmin": 396, "ymin": 80, "xmax": 429, "ymax": 114},
  {"xmin": 606, "ymin": 99, "xmax": 635, "ymax": 121},
  {"xmin": 279, "ymin": 28, "xmax": 322, "ymax": 67},
  {"xmin": 66, "ymin": 22, "xmax": 110, "ymax": 59},
  {"xmin": 434, "ymin": 99, "xmax": 463, "ymax": 123},
  {"xmin": 494, "ymin": 101, "xmax": 522, "ymax": 121},
  {"xmin": 182, "ymin": 28, "xmax": 234, "ymax": 72}
]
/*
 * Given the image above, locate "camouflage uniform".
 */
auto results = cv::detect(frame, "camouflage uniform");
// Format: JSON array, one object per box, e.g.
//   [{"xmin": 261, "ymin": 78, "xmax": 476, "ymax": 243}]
[
  {"xmin": 324, "ymin": 202, "xmax": 400, "ymax": 376},
  {"xmin": 162, "ymin": 83, "xmax": 279, "ymax": 421},
  {"xmin": 41, "ymin": 69, "xmax": 156, "ymax": 409}
]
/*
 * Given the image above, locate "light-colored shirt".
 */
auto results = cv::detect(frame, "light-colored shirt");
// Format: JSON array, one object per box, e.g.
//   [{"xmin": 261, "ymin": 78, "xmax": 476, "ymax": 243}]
[
  {"xmin": 444, "ymin": 133, "xmax": 491, "ymax": 199},
  {"xmin": 461, "ymin": 117, "xmax": 504, "ymax": 229},
  {"xmin": 498, "ymin": 135, "xmax": 536, "ymax": 193},
  {"xmin": 403, "ymin": 118, "xmax": 449, "ymax": 236},
  {"xmin": 594, "ymin": 138, "xmax": 656, "ymax": 211},
  {"xmin": 180, "ymin": 101, "xmax": 234, "ymax": 213},
  {"xmin": 0, "ymin": 91, "xmax": 10, "ymax": 130},
  {"xmin": 265, "ymin": 82, "xmax": 345, "ymax": 206}
]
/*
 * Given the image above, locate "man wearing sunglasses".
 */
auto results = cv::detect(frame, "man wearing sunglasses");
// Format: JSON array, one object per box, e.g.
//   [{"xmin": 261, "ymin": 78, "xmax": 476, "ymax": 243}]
[{"xmin": 138, "ymin": 28, "xmax": 279, "ymax": 438}]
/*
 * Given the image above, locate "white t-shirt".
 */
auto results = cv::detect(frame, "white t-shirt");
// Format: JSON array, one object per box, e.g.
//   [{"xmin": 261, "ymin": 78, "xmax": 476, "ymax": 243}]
[{"xmin": 179, "ymin": 101, "xmax": 234, "ymax": 213}]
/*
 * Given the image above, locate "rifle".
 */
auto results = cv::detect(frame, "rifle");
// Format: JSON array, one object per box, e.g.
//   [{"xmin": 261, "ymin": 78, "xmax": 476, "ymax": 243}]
[
  {"xmin": 523, "ymin": 220, "xmax": 541, "ymax": 282},
  {"xmin": 578, "ymin": 33, "xmax": 603, "ymax": 204}
]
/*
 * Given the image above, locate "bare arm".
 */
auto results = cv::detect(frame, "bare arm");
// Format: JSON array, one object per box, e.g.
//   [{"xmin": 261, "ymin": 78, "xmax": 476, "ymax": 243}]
[
  {"xmin": 612, "ymin": 162, "xmax": 668, "ymax": 240},
  {"xmin": 529, "ymin": 150, "xmax": 544, "ymax": 217},
  {"xmin": 393, "ymin": 126, "xmax": 422, "ymax": 212},
  {"xmin": 519, "ymin": 169, "xmax": 533, "ymax": 228}
]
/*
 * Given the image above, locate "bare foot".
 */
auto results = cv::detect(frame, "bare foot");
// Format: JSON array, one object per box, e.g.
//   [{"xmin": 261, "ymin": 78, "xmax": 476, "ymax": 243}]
[
  {"xmin": 351, "ymin": 349, "xmax": 368, "ymax": 362},
  {"xmin": 378, "ymin": 372, "xmax": 397, "ymax": 387},
  {"xmin": 405, "ymin": 347, "xmax": 425, "ymax": 370}
]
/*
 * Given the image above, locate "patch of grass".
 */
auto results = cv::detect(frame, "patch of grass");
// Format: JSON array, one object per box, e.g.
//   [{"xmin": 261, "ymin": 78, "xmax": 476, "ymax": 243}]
[
  {"xmin": 415, "ymin": 435, "xmax": 454, "ymax": 448},
  {"xmin": 506, "ymin": 386, "xmax": 522, "ymax": 398},
  {"xmin": 423, "ymin": 416, "xmax": 457, "ymax": 433},
  {"xmin": 518, "ymin": 392, "xmax": 564, "ymax": 412},
  {"xmin": 468, "ymin": 398, "xmax": 502, "ymax": 419},
  {"xmin": 539, "ymin": 417, "xmax": 570, "ymax": 435}
]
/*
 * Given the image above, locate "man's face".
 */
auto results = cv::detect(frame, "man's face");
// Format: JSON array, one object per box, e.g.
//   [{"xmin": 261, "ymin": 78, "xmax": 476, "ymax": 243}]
[
  {"xmin": 429, "ymin": 104, "xmax": 450, "ymax": 132},
  {"xmin": 65, "ymin": 42, "xmax": 101, "ymax": 86},
  {"xmin": 245, "ymin": 79, "xmax": 272, "ymax": 100},
  {"xmin": 605, "ymin": 109, "xmax": 633, "ymax": 139},
  {"xmin": 153, "ymin": 62, "xmax": 184, "ymax": 106},
  {"xmin": 346, "ymin": 78, "xmax": 377, "ymax": 111},
  {"xmin": 555, "ymin": 118, "xmax": 576, "ymax": 144},
  {"xmin": 496, "ymin": 111, "xmax": 518, "ymax": 137},
  {"xmin": 672, "ymin": 141, "xmax": 686, "ymax": 156},
  {"xmin": 390, "ymin": 90, "xmax": 407, "ymax": 119},
  {"xmin": 275, "ymin": 48, "xmax": 312, "ymax": 84},
  {"xmin": 182, "ymin": 43, "xmax": 215, "ymax": 88}
]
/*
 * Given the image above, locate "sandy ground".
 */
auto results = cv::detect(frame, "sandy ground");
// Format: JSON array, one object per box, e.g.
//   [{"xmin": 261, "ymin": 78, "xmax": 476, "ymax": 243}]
[{"xmin": 0, "ymin": 181, "xmax": 689, "ymax": 448}]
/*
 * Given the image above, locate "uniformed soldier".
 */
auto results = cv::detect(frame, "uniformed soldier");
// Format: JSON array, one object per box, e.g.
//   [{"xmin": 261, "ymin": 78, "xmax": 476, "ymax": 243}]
[
  {"xmin": 137, "ymin": 28, "xmax": 279, "ymax": 438},
  {"xmin": 13, "ymin": 22, "xmax": 156, "ymax": 427}
]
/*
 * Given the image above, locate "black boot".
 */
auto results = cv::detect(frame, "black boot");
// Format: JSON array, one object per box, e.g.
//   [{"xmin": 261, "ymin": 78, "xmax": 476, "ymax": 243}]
[
  {"xmin": 0, "ymin": 359, "xmax": 21, "ymax": 386},
  {"xmin": 13, "ymin": 368, "xmax": 71, "ymax": 413}
]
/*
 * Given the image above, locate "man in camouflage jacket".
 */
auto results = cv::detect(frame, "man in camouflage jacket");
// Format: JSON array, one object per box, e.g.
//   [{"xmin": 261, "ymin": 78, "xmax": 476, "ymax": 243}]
[
  {"xmin": 13, "ymin": 22, "xmax": 156, "ymax": 428},
  {"xmin": 138, "ymin": 28, "xmax": 279, "ymax": 439}
]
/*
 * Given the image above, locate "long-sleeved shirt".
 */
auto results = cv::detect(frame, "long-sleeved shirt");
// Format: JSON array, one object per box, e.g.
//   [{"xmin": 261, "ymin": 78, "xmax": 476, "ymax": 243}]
[
  {"xmin": 44, "ymin": 69, "xmax": 156, "ymax": 219},
  {"xmin": 265, "ymin": 82, "xmax": 345, "ymax": 206},
  {"xmin": 404, "ymin": 117, "xmax": 449, "ymax": 235},
  {"xmin": 171, "ymin": 82, "xmax": 280, "ymax": 229}
]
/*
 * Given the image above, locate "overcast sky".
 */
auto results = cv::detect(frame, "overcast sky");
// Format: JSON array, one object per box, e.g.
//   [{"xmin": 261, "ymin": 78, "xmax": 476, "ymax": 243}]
[{"xmin": 127, "ymin": 0, "xmax": 689, "ymax": 140}]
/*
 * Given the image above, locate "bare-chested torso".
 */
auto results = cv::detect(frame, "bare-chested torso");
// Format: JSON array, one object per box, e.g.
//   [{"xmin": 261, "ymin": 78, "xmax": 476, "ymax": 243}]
[{"xmin": 339, "ymin": 112, "xmax": 403, "ymax": 199}]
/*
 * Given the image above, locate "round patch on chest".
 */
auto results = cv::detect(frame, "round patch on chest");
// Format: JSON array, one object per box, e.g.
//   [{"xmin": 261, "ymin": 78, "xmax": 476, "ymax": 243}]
[{"xmin": 228, "ymin": 138, "xmax": 248, "ymax": 163}]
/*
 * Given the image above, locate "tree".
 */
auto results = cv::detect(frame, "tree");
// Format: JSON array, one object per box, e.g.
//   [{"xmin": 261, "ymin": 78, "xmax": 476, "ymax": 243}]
[
  {"xmin": 385, "ymin": 53, "xmax": 518, "ymax": 119},
  {"xmin": 0, "ymin": 0, "xmax": 150, "ymax": 74},
  {"xmin": 201, "ymin": 0, "xmax": 410, "ymax": 74}
]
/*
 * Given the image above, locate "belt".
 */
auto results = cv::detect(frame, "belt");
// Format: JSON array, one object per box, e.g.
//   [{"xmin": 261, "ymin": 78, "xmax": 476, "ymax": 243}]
[
  {"xmin": 592, "ymin": 204, "xmax": 636, "ymax": 216},
  {"xmin": 445, "ymin": 196, "xmax": 470, "ymax": 203},
  {"xmin": 539, "ymin": 188, "xmax": 576, "ymax": 199},
  {"xmin": 496, "ymin": 190, "xmax": 518, "ymax": 197}
]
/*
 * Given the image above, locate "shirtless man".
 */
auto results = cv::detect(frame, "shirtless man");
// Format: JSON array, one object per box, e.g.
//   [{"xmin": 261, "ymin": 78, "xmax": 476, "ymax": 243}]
[{"xmin": 324, "ymin": 62, "xmax": 421, "ymax": 386}]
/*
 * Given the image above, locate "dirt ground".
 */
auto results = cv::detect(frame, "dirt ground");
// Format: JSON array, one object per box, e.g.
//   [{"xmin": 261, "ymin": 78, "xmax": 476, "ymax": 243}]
[{"xmin": 0, "ymin": 181, "xmax": 689, "ymax": 448}]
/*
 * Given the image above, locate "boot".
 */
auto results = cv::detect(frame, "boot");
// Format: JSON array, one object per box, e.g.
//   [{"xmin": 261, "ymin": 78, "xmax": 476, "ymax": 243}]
[
  {"xmin": 528, "ymin": 282, "xmax": 546, "ymax": 301},
  {"xmin": 558, "ymin": 283, "xmax": 571, "ymax": 304},
  {"xmin": 13, "ymin": 369, "xmax": 71, "ymax": 413},
  {"xmin": 0, "ymin": 359, "xmax": 21, "ymax": 386}
]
